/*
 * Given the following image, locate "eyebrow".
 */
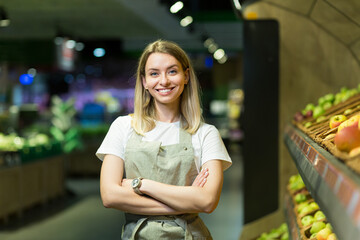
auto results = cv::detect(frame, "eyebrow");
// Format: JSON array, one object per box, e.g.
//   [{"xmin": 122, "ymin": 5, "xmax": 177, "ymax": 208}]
[{"xmin": 146, "ymin": 64, "xmax": 179, "ymax": 72}]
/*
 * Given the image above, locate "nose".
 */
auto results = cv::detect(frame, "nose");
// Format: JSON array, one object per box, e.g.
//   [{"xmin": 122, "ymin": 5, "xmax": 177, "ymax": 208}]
[{"xmin": 159, "ymin": 73, "xmax": 170, "ymax": 86}]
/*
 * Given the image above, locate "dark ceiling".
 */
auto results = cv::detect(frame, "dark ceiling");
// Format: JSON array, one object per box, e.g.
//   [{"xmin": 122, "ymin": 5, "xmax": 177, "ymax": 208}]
[{"xmin": 0, "ymin": 0, "xmax": 243, "ymax": 55}]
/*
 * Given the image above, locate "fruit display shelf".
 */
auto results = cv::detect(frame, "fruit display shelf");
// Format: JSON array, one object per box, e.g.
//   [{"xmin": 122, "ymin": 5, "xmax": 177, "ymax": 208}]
[
  {"xmin": 284, "ymin": 125, "xmax": 360, "ymax": 239},
  {"xmin": 293, "ymin": 93, "xmax": 360, "ymax": 174},
  {"xmin": 284, "ymin": 192, "xmax": 302, "ymax": 240}
]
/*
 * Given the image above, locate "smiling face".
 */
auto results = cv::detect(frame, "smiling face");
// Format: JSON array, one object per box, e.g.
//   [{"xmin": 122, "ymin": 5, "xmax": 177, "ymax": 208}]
[{"xmin": 142, "ymin": 52, "xmax": 189, "ymax": 111}]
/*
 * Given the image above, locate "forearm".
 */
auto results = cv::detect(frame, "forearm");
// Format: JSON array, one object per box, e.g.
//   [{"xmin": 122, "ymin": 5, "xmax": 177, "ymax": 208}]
[
  {"xmin": 100, "ymin": 154, "xmax": 182, "ymax": 215},
  {"xmin": 139, "ymin": 160, "xmax": 223, "ymax": 214},
  {"xmin": 101, "ymin": 183, "xmax": 183, "ymax": 215},
  {"xmin": 140, "ymin": 181, "xmax": 214, "ymax": 213}
]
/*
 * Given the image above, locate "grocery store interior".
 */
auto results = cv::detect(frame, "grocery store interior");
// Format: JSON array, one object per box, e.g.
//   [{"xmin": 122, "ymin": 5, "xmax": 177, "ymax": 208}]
[{"xmin": 0, "ymin": 0, "xmax": 360, "ymax": 240}]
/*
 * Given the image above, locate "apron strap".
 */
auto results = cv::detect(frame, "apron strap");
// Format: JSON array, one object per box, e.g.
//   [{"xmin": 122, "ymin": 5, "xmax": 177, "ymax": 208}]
[
  {"xmin": 127, "ymin": 214, "xmax": 195, "ymax": 240},
  {"xmin": 174, "ymin": 216, "xmax": 194, "ymax": 240},
  {"xmin": 130, "ymin": 217, "xmax": 148, "ymax": 239}
]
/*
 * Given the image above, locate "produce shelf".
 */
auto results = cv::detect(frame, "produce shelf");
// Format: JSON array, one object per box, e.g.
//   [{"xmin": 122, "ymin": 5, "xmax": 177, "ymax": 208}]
[
  {"xmin": 284, "ymin": 192, "xmax": 301, "ymax": 240},
  {"xmin": 284, "ymin": 124, "xmax": 360, "ymax": 240}
]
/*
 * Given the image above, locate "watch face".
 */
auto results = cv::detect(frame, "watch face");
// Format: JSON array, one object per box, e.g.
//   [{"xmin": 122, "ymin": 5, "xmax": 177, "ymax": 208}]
[{"xmin": 132, "ymin": 178, "xmax": 139, "ymax": 188}]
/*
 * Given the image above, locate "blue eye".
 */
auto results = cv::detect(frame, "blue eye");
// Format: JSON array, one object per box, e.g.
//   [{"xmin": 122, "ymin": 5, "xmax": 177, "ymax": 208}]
[
  {"xmin": 169, "ymin": 69, "xmax": 177, "ymax": 74},
  {"xmin": 150, "ymin": 72, "xmax": 158, "ymax": 76}
]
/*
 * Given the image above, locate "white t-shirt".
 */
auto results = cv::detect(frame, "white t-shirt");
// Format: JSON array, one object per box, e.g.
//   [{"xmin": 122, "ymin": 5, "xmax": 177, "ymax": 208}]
[{"xmin": 96, "ymin": 115, "xmax": 232, "ymax": 172}]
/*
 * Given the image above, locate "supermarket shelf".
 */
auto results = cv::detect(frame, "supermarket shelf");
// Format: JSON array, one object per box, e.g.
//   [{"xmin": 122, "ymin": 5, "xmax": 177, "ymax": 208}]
[
  {"xmin": 284, "ymin": 124, "xmax": 360, "ymax": 240},
  {"xmin": 284, "ymin": 192, "xmax": 301, "ymax": 240}
]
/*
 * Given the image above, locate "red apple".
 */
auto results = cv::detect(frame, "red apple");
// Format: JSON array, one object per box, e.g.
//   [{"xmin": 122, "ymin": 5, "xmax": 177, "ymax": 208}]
[
  {"xmin": 294, "ymin": 111, "xmax": 305, "ymax": 122},
  {"xmin": 338, "ymin": 114, "xmax": 360, "ymax": 132},
  {"xmin": 329, "ymin": 115, "xmax": 347, "ymax": 129},
  {"xmin": 316, "ymin": 228, "xmax": 332, "ymax": 240},
  {"xmin": 334, "ymin": 124, "xmax": 360, "ymax": 152}
]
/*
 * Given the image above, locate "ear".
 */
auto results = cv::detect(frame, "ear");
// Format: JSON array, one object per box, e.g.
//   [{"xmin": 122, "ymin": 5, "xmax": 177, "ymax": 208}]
[
  {"xmin": 142, "ymin": 76, "xmax": 148, "ymax": 89},
  {"xmin": 185, "ymin": 68, "xmax": 190, "ymax": 84}
]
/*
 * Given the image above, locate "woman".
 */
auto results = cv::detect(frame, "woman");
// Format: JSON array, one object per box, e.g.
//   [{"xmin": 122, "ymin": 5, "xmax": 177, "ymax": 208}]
[{"xmin": 96, "ymin": 39, "xmax": 232, "ymax": 239}]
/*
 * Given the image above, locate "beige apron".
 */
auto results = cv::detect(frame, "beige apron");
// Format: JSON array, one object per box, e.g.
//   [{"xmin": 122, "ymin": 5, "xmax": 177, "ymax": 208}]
[{"xmin": 122, "ymin": 127, "xmax": 212, "ymax": 240}]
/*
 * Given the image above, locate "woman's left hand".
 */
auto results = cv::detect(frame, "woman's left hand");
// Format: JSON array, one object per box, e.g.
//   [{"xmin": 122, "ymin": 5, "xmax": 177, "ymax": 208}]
[{"xmin": 192, "ymin": 168, "xmax": 209, "ymax": 187}]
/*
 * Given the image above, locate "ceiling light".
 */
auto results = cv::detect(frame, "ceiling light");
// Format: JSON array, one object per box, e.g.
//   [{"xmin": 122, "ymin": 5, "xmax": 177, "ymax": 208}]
[
  {"xmin": 203, "ymin": 38, "xmax": 215, "ymax": 48},
  {"xmin": 93, "ymin": 48, "xmax": 105, "ymax": 57},
  {"xmin": 27, "ymin": 68, "xmax": 37, "ymax": 77},
  {"xmin": 0, "ymin": 7, "xmax": 10, "ymax": 27},
  {"xmin": 75, "ymin": 42, "xmax": 85, "ymax": 51},
  {"xmin": 170, "ymin": 1, "xmax": 183, "ymax": 14},
  {"xmin": 54, "ymin": 37, "xmax": 63, "ymax": 45},
  {"xmin": 66, "ymin": 40, "xmax": 76, "ymax": 49},
  {"xmin": 213, "ymin": 49, "xmax": 225, "ymax": 60},
  {"xmin": 233, "ymin": 0, "xmax": 242, "ymax": 10},
  {"xmin": 180, "ymin": 16, "xmax": 193, "ymax": 27},
  {"xmin": 218, "ymin": 55, "xmax": 228, "ymax": 64},
  {"xmin": 208, "ymin": 43, "xmax": 218, "ymax": 53}
]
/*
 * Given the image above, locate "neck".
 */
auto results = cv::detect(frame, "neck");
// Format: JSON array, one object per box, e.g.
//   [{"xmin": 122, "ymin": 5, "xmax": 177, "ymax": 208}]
[{"xmin": 154, "ymin": 102, "xmax": 181, "ymax": 123}]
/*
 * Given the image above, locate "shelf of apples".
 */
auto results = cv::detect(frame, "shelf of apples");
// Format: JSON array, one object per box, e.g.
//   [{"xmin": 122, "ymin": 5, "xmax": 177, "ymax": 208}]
[
  {"xmin": 255, "ymin": 223, "xmax": 289, "ymax": 240},
  {"xmin": 288, "ymin": 174, "xmax": 338, "ymax": 240},
  {"xmin": 293, "ymin": 85, "xmax": 360, "ymax": 174},
  {"xmin": 0, "ymin": 132, "xmax": 62, "ymax": 167}
]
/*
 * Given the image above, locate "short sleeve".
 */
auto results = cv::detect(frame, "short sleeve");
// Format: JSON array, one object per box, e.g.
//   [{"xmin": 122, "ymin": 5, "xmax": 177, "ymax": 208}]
[
  {"xmin": 199, "ymin": 124, "xmax": 232, "ymax": 171},
  {"xmin": 95, "ymin": 116, "xmax": 132, "ymax": 161}
]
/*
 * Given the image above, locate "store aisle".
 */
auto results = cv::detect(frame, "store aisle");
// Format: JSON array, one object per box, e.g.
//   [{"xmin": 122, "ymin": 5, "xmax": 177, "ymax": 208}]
[{"xmin": 0, "ymin": 144, "xmax": 243, "ymax": 240}]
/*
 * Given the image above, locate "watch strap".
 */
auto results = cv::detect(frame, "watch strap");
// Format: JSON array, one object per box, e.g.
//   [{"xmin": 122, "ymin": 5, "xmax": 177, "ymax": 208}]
[{"xmin": 133, "ymin": 177, "xmax": 144, "ymax": 195}]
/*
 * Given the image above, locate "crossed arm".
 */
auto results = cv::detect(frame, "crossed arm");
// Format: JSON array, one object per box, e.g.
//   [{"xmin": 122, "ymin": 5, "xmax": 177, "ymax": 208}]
[{"xmin": 100, "ymin": 154, "xmax": 224, "ymax": 215}]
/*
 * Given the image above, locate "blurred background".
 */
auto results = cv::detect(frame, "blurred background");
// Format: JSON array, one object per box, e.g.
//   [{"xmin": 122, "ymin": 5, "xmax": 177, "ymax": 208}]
[{"xmin": 0, "ymin": 0, "xmax": 359, "ymax": 240}]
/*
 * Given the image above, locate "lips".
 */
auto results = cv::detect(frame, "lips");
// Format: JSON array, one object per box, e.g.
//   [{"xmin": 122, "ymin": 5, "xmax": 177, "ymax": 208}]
[{"xmin": 156, "ymin": 87, "xmax": 175, "ymax": 94}]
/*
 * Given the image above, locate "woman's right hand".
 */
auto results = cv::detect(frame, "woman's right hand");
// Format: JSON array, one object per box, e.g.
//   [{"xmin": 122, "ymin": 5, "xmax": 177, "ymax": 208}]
[{"xmin": 192, "ymin": 168, "xmax": 209, "ymax": 187}]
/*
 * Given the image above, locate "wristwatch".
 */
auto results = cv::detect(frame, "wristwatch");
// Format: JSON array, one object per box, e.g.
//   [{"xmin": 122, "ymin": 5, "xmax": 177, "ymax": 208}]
[{"xmin": 132, "ymin": 177, "xmax": 144, "ymax": 195}]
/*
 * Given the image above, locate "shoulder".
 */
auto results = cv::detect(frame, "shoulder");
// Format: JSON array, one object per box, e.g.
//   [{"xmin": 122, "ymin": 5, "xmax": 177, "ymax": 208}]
[
  {"xmin": 195, "ymin": 122, "xmax": 220, "ymax": 138},
  {"xmin": 110, "ymin": 115, "xmax": 132, "ymax": 129},
  {"xmin": 192, "ymin": 122, "xmax": 222, "ymax": 146},
  {"xmin": 106, "ymin": 115, "xmax": 134, "ymax": 137}
]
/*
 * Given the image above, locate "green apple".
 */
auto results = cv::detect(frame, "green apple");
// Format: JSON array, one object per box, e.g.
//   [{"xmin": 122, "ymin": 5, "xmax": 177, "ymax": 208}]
[
  {"xmin": 295, "ymin": 193, "xmax": 307, "ymax": 203},
  {"xmin": 318, "ymin": 96, "xmax": 326, "ymax": 106},
  {"xmin": 301, "ymin": 215, "xmax": 314, "ymax": 226},
  {"xmin": 310, "ymin": 221, "xmax": 326, "ymax": 234},
  {"xmin": 297, "ymin": 202, "xmax": 309, "ymax": 213},
  {"xmin": 349, "ymin": 88, "xmax": 358, "ymax": 97},
  {"xmin": 277, "ymin": 223, "xmax": 288, "ymax": 234},
  {"xmin": 314, "ymin": 210, "xmax": 326, "ymax": 221},
  {"xmin": 324, "ymin": 93, "xmax": 335, "ymax": 103},
  {"xmin": 334, "ymin": 93, "xmax": 342, "ymax": 104},
  {"xmin": 341, "ymin": 91, "xmax": 352, "ymax": 102},
  {"xmin": 310, "ymin": 233, "xmax": 317, "ymax": 239},
  {"xmin": 281, "ymin": 232, "xmax": 289, "ymax": 240},
  {"xmin": 289, "ymin": 175, "xmax": 298, "ymax": 184},
  {"xmin": 323, "ymin": 101, "xmax": 332, "ymax": 110},
  {"xmin": 305, "ymin": 103, "xmax": 315, "ymax": 111},
  {"xmin": 302, "ymin": 103, "xmax": 316, "ymax": 115},
  {"xmin": 341, "ymin": 86, "xmax": 349, "ymax": 93},
  {"xmin": 313, "ymin": 105, "xmax": 325, "ymax": 119},
  {"xmin": 300, "ymin": 205, "xmax": 314, "ymax": 215},
  {"xmin": 325, "ymin": 223, "xmax": 333, "ymax": 231},
  {"xmin": 309, "ymin": 202, "xmax": 320, "ymax": 211},
  {"xmin": 290, "ymin": 177, "xmax": 305, "ymax": 191},
  {"xmin": 344, "ymin": 108, "xmax": 353, "ymax": 115},
  {"xmin": 316, "ymin": 116, "xmax": 326, "ymax": 123}
]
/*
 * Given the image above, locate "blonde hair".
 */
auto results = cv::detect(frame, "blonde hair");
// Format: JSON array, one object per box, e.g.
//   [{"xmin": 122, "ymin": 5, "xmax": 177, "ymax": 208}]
[{"xmin": 131, "ymin": 39, "xmax": 203, "ymax": 135}]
